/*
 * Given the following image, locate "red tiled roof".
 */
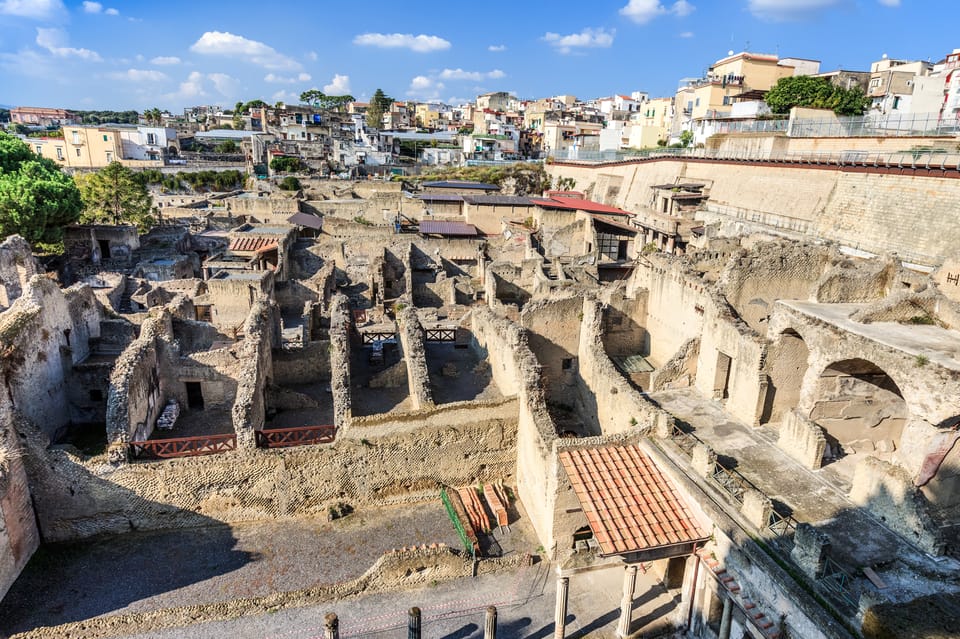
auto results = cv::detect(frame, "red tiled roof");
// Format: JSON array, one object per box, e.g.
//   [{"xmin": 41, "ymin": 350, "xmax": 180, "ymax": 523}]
[
  {"xmin": 559, "ymin": 445, "xmax": 708, "ymax": 556},
  {"xmin": 229, "ymin": 237, "xmax": 278, "ymax": 252},
  {"xmin": 529, "ymin": 197, "xmax": 633, "ymax": 217}
]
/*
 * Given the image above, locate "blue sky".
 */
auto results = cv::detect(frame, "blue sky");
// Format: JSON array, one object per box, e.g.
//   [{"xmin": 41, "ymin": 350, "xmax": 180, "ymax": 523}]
[{"xmin": 0, "ymin": 0, "xmax": 955, "ymax": 111}]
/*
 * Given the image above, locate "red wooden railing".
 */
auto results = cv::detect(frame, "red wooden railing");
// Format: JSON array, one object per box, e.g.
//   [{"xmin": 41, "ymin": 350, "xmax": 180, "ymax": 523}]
[
  {"xmin": 129, "ymin": 433, "xmax": 237, "ymax": 459},
  {"xmin": 255, "ymin": 425, "xmax": 336, "ymax": 449}
]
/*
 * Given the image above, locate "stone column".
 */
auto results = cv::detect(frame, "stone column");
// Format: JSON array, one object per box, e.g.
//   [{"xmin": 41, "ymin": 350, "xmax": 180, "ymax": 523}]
[
  {"xmin": 554, "ymin": 576, "xmax": 570, "ymax": 639},
  {"xmin": 741, "ymin": 489, "xmax": 773, "ymax": 531},
  {"xmin": 719, "ymin": 594, "xmax": 733, "ymax": 639},
  {"xmin": 408, "ymin": 607, "xmax": 421, "ymax": 639},
  {"xmin": 616, "ymin": 564, "xmax": 639, "ymax": 638},
  {"xmin": 691, "ymin": 443, "xmax": 717, "ymax": 479},
  {"xmin": 484, "ymin": 605, "xmax": 497, "ymax": 639},
  {"xmin": 323, "ymin": 613, "xmax": 339, "ymax": 639}
]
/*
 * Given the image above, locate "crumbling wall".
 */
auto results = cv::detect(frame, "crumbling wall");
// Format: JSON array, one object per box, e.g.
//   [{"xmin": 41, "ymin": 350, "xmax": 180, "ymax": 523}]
[
  {"xmin": 329, "ymin": 294, "xmax": 352, "ymax": 428},
  {"xmin": 718, "ymin": 240, "xmax": 834, "ymax": 335},
  {"xmin": 850, "ymin": 457, "xmax": 943, "ymax": 555},
  {"xmin": 273, "ymin": 341, "xmax": 331, "ymax": 385},
  {"xmin": 0, "ymin": 235, "xmax": 39, "ymax": 311},
  {"xmin": 578, "ymin": 298, "xmax": 675, "ymax": 436},
  {"xmin": 470, "ymin": 307, "xmax": 560, "ymax": 553},
  {"xmin": 19, "ymin": 398, "xmax": 516, "ymax": 542},
  {"xmin": 0, "ymin": 404, "xmax": 39, "ymax": 602},
  {"xmin": 520, "ymin": 296, "xmax": 583, "ymax": 406},
  {"xmin": 231, "ymin": 299, "xmax": 278, "ymax": 448},
  {"xmin": 0, "ymin": 277, "xmax": 103, "ymax": 441},
  {"xmin": 650, "ymin": 338, "xmax": 700, "ymax": 391},
  {"xmin": 175, "ymin": 346, "xmax": 241, "ymax": 409},
  {"xmin": 396, "ymin": 306, "xmax": 433, "ymax": 410},
  {"xmin": 598, "ymin": 289, "xmax": 648, "ymax": 356},
  {"xmin": 777, "ymin": 410, "xmax": 827, "ymax": 470},
  {"xmin": 106, "ymin": 310, "xmax": 175, "ymax": 446}
]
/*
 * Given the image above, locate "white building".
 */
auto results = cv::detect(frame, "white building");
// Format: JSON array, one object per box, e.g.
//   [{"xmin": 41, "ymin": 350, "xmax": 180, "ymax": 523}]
[{"xmin": 117, "ymin": 126, "xmax": 179, "ymax": 161}]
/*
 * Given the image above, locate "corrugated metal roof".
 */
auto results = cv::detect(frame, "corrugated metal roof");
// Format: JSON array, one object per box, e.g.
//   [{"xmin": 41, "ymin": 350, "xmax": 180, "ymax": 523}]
[
  {"xmin": 462, "ymin": 195, "xmax": 534, "ymax": 206},
  {"xmin": 418, "ymin": 220, "xmax": 479, "ymax": 237},
  {"xmin": 417, "ymin": 193, "xmax": 465, "ymax": 202},
  {"xmin": 422, "ymin": 180, "xmax": 501, "ymax": 191},
  {"xmin": 559, "ymin": 445, "xmax": 709, "ymax": 556},
  {"xmin": 229, "ymin": 237, "xmax": 278, "ymax": 252},
  {"xmin": 287, "ymin": 212, "xmax": 324, "ymax": 230}
]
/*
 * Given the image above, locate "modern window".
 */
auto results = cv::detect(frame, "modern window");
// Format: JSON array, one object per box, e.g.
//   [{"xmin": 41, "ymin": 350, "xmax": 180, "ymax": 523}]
[
  {"xmin": 72, "ymin": 131, "xmax": 80, "ymax": 144},
  {"xmin": 56, "ymin": 147, "xmax": 63, "ymax": 160},
  {"xmin": 105, "ymin": 151, "xmax": 113, "ymax": 162},
  {"xmin": 147, "ymin": 133, "xmax": 156, "ymax": 145},
  {"xmin": 35, "ymin": 145, "xmax": 42, "ymax": 154},
  {"xmin": 76, "ymin": 148, "xmax": 81, "ymax": 157}
]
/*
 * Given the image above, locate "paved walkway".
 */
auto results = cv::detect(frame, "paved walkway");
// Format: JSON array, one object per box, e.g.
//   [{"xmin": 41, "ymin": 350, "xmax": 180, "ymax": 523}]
[
  {"xmin": 123, "ymin": 562, "xmax": 680, "ymax": 639},
  {"xmin": 0, "ymin": 504, "xmax": 459, "ymax": 636}
]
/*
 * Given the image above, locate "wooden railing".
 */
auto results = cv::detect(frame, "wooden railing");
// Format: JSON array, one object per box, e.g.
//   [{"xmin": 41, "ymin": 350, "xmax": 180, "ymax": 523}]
[
  {"xmin": 255, "ymin": 425, "xmax": 336, "ymax": 449},
  {"xmin": 425, "ymin": 327, "xmax": 457, "ymax": 342},
  {"xmin": 129, "ymin": 433, "xmax": 237, "ymax": 459}
]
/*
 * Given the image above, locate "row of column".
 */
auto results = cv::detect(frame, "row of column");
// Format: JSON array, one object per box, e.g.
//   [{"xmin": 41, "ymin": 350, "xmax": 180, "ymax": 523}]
[
  {"xmin": 319, "ymin": 606, "xmax": 499, "ymax": 639},
  {"xmin": 555, "ymin": 564, "xmax": 639, "ymax": 639}
]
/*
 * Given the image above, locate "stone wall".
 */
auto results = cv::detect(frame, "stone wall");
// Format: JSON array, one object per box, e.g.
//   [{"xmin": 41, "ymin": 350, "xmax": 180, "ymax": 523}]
[
  {"xmin": 273, "ymin": 341, "xmax": 332, "ymax": 385},
  {"xmin": 578, "ymin": 298, "xmax": 675, "ymax": 436},
  {"xmin": 0, "ymin": 418, "xmax": 39, "ymax": 602},
  {"xmin": 547, "ymin": 158, "xmax": 960, "ymax": 266},
  {"xmin": 18, "ymin": 398, "xmax": 517, "ymax": 542},
  {"xmin": 0, "ymin": 235, "xmax": 39, "ymax": 311},
  {"xmin": 231, "ymin": 299, "xmax": 278, "ymax": 448},
  {"xmin": 777, "ymin": 410, "xmax": 827, "ymax": 470},
  {"xmin": 396, "ymin": 306, "xmax": 434, "ymax": 410},
  {"xmin": 329, "ymin": 294, "xmax": 352, "ymax": 428}
]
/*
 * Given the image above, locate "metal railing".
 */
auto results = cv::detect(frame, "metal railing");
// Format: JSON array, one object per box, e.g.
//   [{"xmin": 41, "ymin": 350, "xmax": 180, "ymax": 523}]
[
  {"xmin": 767, "ymin": 508, "xmax": 799, "ymax": 538},
  {"xmin": 556, "ymin": 146, "xmax": 960, "ymax": 170},
  {"xmin": 789, "ymin": 112, "xmax": 960, "ymax": 138},
  {"xmin": 440, "ymin": 487, "xmax": 476, "ymax": 559},
  {"xmin": 712, "ymin": 461, "xmax": 749, "ymax": 505},
  {"xmin": 255, "ymin": 425, "xmax": 336, "ymax": 448},
  {"xmin": 129, "ymin": 433, "xmax": 237, "ymax": 459},
  {"xmin": 818, "ymin": 556, "xmax": 859, "ymax": 612}
]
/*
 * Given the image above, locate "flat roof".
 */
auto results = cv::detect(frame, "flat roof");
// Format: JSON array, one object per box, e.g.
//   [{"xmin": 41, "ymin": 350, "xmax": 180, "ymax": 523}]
[
  {"xmin": 422, "ymin": 180, "xmax": 501, "ymax": 191},
  {"xmin": 463, "ymin": 195, "xmax": 533, "ymax": 206},
  {"xmin": 418, "ymin": 220, "xmax": 479, "ymax": 237},
  {"xmin": 529, "ymin": 197, "xmax": 633, "ymax": 217},
  {"xmin": 559, "ymin": 445, "xmax": 709, "ymax": 556},
  {"xmin": 417, "ymin": 193, "xmax": 465, "ymax": 202},
  {"xmin": 287, "ymin": 212, "xmax": 323, "ymax": 230}
]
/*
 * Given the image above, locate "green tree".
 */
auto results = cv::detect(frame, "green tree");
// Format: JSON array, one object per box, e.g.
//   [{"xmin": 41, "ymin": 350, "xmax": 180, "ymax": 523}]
[
  {"xmin": 215, "ymin": 140, "xmax": 238, "ymax": 153},
  {"xmin": 0, "ymin": 132, "xmax": 83, "ymax": 246},
  {"xmin": 232, "ymin": 101, "xmax": 244, "ymax": 130},
  {"xmin": 270, "ymin": 156, "xmax": 302, "ymax": 173},
  {"xmin": 278, "ymin": 176, "xmax": 301, "ymax": 191},
  {"xmin": 680, "ymin": 130, "xmax": 694, "ymax": 148},
  {"xmin": 300, "ymin": 89, "xmax": 325, "ymax": 107},
  {"xmin": 764, "ymin": 75, "xmax": 870, "ymax": 116},
  {"xmin": 366, "ymin": 88, "xmax": 394, "ymax": 129},
  {"xmin": 77, "ymin": 162, "xmax": 154, "ymax": 230}
]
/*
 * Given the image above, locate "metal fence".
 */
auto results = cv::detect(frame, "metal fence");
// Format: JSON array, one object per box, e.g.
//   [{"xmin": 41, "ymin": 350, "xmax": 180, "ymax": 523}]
[
  {"xmin": 557, "ymin": 146, "xmax": 960, "ymax": 170},
  {"xmin": 789, "ymin": 113, "xmax": 960, "ymax": 138}
]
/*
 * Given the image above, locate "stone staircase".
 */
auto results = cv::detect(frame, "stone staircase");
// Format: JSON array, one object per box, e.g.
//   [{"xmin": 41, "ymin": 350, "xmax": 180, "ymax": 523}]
[{"xmin": 696, "ymin": 547, "xmax": 781, "ymax": 638}]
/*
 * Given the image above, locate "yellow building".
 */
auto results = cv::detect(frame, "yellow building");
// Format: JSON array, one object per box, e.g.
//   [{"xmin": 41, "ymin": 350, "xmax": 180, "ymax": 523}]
[
  {"xmin": 628, "ymin": 97, "xmax": 673, "ymax": 148},
  {"xmin": 671, "ymin": 52, "xmax": 814, "ymax": 140},
  {"xmin": 34, "ymin": 126, "xmax": 123, "ymax": 168},
  {"xmin": 415, "ymin": 103, "xmax": 443, "ymax": 129}
]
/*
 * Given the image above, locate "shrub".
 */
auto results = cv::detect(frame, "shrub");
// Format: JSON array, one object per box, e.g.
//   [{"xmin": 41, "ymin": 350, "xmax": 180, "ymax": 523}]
[{"xmin": 278, "ymin": 176, "xmax": 301, "ymax": 191}]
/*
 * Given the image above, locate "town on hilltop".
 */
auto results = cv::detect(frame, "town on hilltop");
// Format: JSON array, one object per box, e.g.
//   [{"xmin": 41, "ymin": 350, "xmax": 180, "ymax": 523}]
[{"xmin": 1, "ymin": 44, "xmax": 960, "ymax": 639}]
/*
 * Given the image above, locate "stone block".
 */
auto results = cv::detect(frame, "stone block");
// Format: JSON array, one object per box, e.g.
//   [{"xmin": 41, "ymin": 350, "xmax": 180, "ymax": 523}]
[
  {"xmin": 691, "ymin": 443, "xmax": 717, "ymax": 479},
  {"xmin": 791, "ymin": 523, "xmax": 831, "ymax": 579},
  {"xmin": 741, "ymin": 489, "xmax": 773, "ymax": 531}
]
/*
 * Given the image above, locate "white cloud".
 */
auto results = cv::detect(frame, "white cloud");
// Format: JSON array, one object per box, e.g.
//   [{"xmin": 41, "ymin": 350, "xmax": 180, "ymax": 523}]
[
  {"xmin": 488, "ymin": 44, "xmax": 506, "ymax": 52},
  {"xmin": 672, "ymin": 0, "xmax": 695, "ymax": 16},
  {"xmin": 165, "ymin": 71, "xmax": 206, "ymax": 101},
  {"xmin": 264, "ymin": 72, "xmax": 312, "ymax": 84},
  {"xmin": 323, "ymin": 73, "xmax": 351, "ymax": 94},
  {"xmin": 104, "ymin": 7, "xmax": 117, "ymax": 14},
  {"xmin": 619, "ymin": 0, "xmax": 695, "ymax": 23},
  {"xmin": 353, "ymin": 32, "xmax": 451, "ymax": 53},
  {"xmin": 207, "ymin": 72, "xmax": 238, "ymax": 96},
  {"xmin": 151, "ymin": 55, "xmax": 181, "ymax": 65},
  {"xmin": 306, "ymin": 51, "xmax": 318, "ymax": 61},
  {"xmin": 439, "ymin": 68, "xmax": 506, "ymax": 81},
  {"xmin": 108, "ymin": 68, "xmax": 168, "ymax": 82},
  {"xmin": 542, "ymin": 28, "xmax": 615, "ymax": 54},
  {"xmin": 747, "ymin": 0, "xmax": 841, "ymax": 20},
  {"xmin": 271, "ymin": 89, "xmax": 298, "ymax": 104},
  {"xmin": 679, "ymin": 31, "xmax": 694, "ymax": 38},
  {"xmin": 0, "ymin": 0, "xmax": 64, "ymax": 19},
  {"xmin": 35, "ymin": 28, "xmax": 101, "ymax": 61},
  {"xmin": 82, "ymin": 1, "xmax": 101, "ymax": 12},
  {"xmin": 190, "ymin": 31, "xmax": 300, "ymax": 70},
  {"xmin": 877, "ymin": 0, "xmax": 899, "ymax": 5},
  {"xmin": 407, "ymin": 75, "xmax": 445, "ymax": 99}
]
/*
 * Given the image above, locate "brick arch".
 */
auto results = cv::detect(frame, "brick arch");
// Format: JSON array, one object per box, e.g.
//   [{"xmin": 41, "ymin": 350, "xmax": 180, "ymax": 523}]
[{"xmin": 811, "ymin": 358, "xmax": 907, "ymax": 464}]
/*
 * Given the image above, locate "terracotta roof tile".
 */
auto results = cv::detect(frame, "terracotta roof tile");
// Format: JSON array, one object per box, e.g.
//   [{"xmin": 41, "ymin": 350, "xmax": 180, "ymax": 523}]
[
  {"xmin": 229, "ymin": 237, "xmax": 278, "ymax": 253},
  {"xmin": 558, "ymin": 445, "xmax": 709, "ymax": 556}
]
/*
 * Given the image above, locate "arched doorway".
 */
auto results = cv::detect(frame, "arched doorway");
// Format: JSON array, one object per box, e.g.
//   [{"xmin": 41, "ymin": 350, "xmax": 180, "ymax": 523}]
[
  {"xmin": 811, "ymin": 359, "xmax": 906, "ymax": 464},
  {"xmin": 761, "ymin": 329, "xmax": 809, "ymax": 425}
]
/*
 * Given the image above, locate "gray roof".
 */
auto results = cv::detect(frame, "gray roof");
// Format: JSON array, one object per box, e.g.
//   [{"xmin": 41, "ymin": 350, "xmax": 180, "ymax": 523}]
[
  {"xmin": 287, "ymin": 212, "xmax": 324, "ymax": 230},
  {"xmin": 463, "ymin": 195, "xmax": 533, "ymax": 206},
  {"xmin": 195, "ymin": 129, "xmax": 256, "ymax": 140},
  {"xmin": 417, "ymin": 193, "xmax": 465, "ymax": 202},
  {"xmin": 422, "ymin": 180, "xmax": 500, "ymax": 191},
  {"xmin": 419, "ymin": 220, "xmax": 478, "ymax": 236}
]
